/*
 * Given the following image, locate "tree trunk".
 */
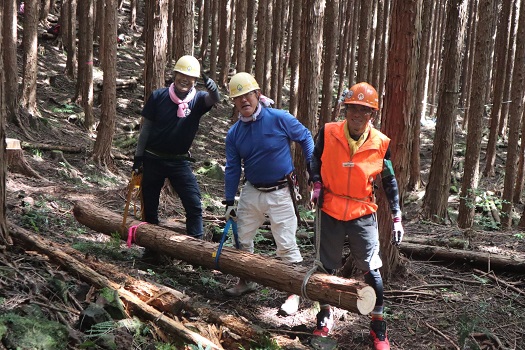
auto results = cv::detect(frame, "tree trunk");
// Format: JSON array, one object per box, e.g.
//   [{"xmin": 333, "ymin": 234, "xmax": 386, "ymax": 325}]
[
  {"xmin": 179, "ymin": 0, "xmax": 194, "ymax": 56},
  {"xmin": 254, "ymin": 0, "xmax": 267, "ymax": 89},
  {"xmin": 270, "ymin": 0, "xmax": 282, "ymax": 105},
  {"xmin": 501, "ymin": 0, "xmax": 525, "ymax": 228},
  {"xmin": 20, "ymin": 0, "xmax": 40, "ymax": 116},
  {"xmin": 199, "ymin": 0, "xmax": 211, "ymax": 61},
  {"xmin": 2, "ymin": 0, "xmax": 20, "ymax": 126},
  {"xmin": 143, "ymin": 0, "xmax": 168, "ymax": 102},
  {"xmin": 458, "ymin": 0, "xmax": 495, "ymax": 228},
  {"xmin": 320, "ymin": 0, "xmax": 340, "ymax": 125},
  {"xmin": 356, "ymin": 0, "xmax": 372, "ymax": 82},
  {"xmin": 483, "ymin": 0, "xmax": 514, "ymax": 177},
  {"xmin": 209, "ymin": 0, "xmax": 219, "ymax": 81},
  {"xmin": 72, "ymin": 201, "xmax": 377, "ymax": 315},
  {"xmin": 409, "ymin": 1, "xmax": 433, "ymax": 191},
  {"xmin": 218, "ymin": 0, "xmax": 231, "ymax": 89},
  {"xmin": 92, "ymin": 0, "xmax": 118, "ymax": 171},
  {"xmin": 378, "ymin": 0, "xmax": 422, "ymax": 279},
  {"xmin": 66, "ymin": 0, "xmax": 77, "ymax": 79},
  {"xmin": 77, "ymin": 0, "xmax": 95, "ymax": 130},
  {"xmin": 234, "ymin": 0, "xmax": 247, "ymax": 73},
  {"xmin": 0, "ymin": 11, "xmax": 12, "ymax": 247},
  {"xmin": 244, "ymin": 1, "xmax": 256, "ymax": 73},
  {"xmin": 421, "ymin": 0, "xmax": 468, "ymax": 223},
  {"xmin": 288, "ymin": 0, "xmax": 302, "ymax": 118}
]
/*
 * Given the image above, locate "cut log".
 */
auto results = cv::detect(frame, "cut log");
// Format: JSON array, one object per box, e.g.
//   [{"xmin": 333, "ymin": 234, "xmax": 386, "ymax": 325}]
[
  {"xmin": 5, "ymin": 138, "xmax": 46, "ymax": 179},
  {"xmin": 8, "ymin": 221, "xmax": 222, "ymax": 350},
  {"xmin": 21, "ymin": 141, "xmax": 85, "ymax": 153},
  {"xmin": 73, "ymin": 201, "xmax": 376, "ymax": 315},
  {"xmin": 400, "ymin": 242, "xmax": 525, "ymax": 272}
]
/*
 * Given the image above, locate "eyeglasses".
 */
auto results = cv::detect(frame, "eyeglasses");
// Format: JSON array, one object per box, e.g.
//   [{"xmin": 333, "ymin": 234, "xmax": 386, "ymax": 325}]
[
  {"xmin": 233, "ymin": 91, "xmax": 257, "ymax": 101},
  {"xmin": 346, "ymin": 105, "xmax": 374, "ymax": 116}
]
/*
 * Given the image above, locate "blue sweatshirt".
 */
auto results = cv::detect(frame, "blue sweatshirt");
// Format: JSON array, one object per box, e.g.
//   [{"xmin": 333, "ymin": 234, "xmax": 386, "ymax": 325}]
[{"xmin": 225, "ymin": 107, "xmax": 314, "ymax": 201}]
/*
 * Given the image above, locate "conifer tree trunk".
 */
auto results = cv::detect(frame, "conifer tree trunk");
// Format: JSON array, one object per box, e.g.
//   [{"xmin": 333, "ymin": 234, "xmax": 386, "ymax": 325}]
[
  {"xmin": 421, "ymin": 0, "xmax": 468, "ymax": 223},
  {"xmin": 92, "ymin": 0, "xmax": 118, "ymax": 171},
  {"xmin": 254, "ymin": 0, "xmax": 267, "ymax": 89},
  {"xmin": 356, "ymin": 0, "xmax": 372, "ymax": 82},
  {"xmin": 458, "ymin": 0, "xmax": 496, "ymax": 228},
  {"xmin": 20, "ymin": 0, "xmax": 40, "ymax": 116},
  {"xmin": 296, "ymin": 0, "xmax": 324, "ymax": 203},
  {"xmin": 3, "ymin": 0, "xmax": 19, "ymax": 125},
  {"xmin": 143, "ymin": 0, "xmax": 168, "ymax": 102},
  {"xmin": 484, "ymin": 0, "xmax": 514, "ymax": 177},
  {"xmin": 0, "ymin": 1, "xmax": 12, "ymax": 248},
  {"xmin": 244, "ymin": 3, "xmax": 256, "ymax": 73},
  {"xmin": 199, "ymin": 0, "xmax": 211, "ymax": 61},
  {"xmin": 209, "ymin": 0, "xmax": 219, "ymax": 81},
  {"xmin": 234, "ymin": 0, "xmax": 247, "ymax": 73},
  {"xmin": 288, "ymin": 0, "xmax": 301, "ymax": 118},
  {"xmin": 501, "ymin": 0, "xmax": 525, "ymax": 229},
  {"xmin": 218, "ymin": 0, "xmax": 231, "ymax": 89},
  {"xmin": 77, "ymin": 0, "xmax": 95, "ymax": 130},
  {"xmin": 378, "ymin": 0, "xmax": 421, "ymax": 279},
  {"xmin": 320, "ymin": 0, "xmax": 340, "ymax": 125},
  {"xmin": 408, "ymin": 1, "xmax": 433, "ymax": 191},
  {"xmin": 179, "ymin": 0, "xmax": 194, "ymax": 56}
]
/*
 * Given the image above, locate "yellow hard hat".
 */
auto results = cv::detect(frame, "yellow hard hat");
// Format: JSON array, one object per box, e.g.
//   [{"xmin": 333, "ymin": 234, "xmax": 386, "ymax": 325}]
[
  {"xmin": 174, "ymin": 55, "xmax": 200, "ymax": 78},
  {"xmin": 344, "ymin": 82, "xmax": 379, "ymax": 110},
  {"xmin": 229, "ymin": 72, "xmax": 260, "ymax": 98}
]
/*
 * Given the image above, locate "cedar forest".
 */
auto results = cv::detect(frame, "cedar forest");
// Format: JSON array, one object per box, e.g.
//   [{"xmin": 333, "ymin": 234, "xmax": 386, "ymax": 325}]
[{"xmin": 0, "ymin": 0, "xmax": 524, "ymax": 349}]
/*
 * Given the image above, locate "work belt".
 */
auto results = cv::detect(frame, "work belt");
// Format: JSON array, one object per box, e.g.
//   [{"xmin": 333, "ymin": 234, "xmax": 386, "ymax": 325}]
[
  {"xmin": 145, "ymin": 149, "xmax": 196, "ymax": 162},
  {"xmin": 251, "ymin": 179, "xmax": 288, "ymax": 192}
]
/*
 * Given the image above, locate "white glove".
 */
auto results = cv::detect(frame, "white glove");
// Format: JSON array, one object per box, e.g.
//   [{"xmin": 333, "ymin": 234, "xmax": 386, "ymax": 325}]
[
  {"xmin": 392, "ymin": 215, "xmax": 404, "ymax": 246},
  {"xmin": 223, "ymin": 200, "xmax": 237, "ymax": 222}
]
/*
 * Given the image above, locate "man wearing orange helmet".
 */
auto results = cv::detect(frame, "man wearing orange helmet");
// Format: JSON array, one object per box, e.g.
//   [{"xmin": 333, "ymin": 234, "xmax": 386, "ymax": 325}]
[
  {"xmin": 309, "ymin": 82, "xmax": 403, "ymax": 350},
  {"xmin": 132, "ymin": 55, "xmax": 220, "ymax": 249},
  {"xmin": 223, "ymin": 72, "xmax": 314, "ymax": 317}
]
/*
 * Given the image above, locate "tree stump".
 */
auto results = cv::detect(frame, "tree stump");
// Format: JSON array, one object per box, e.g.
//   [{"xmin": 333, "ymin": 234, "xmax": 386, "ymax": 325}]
[{"xmin": 5, "ymin": 138, "xmax": 44, "ymax": 179}]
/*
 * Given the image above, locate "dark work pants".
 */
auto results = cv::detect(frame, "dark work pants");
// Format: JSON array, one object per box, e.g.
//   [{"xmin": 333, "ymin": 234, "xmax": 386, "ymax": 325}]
[{"xmin": 141, "ymin": 157, "xmax": 203, "ymax": 238}]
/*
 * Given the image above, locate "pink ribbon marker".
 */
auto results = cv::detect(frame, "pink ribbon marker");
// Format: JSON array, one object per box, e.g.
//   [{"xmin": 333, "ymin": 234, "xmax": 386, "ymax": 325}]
[{"xmin": 127, "ymin": 222, "xmax": 147, "ymax": 247}]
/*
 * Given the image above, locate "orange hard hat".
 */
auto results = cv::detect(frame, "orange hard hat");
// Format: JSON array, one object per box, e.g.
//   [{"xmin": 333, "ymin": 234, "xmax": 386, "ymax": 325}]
[{"xmin": 344, "ymin": 82, "xmax": 379, "ymax": 110}]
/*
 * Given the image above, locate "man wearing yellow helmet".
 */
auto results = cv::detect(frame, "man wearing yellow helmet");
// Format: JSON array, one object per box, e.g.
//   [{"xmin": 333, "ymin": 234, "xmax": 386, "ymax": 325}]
[
  {"xmin": 132, "ymin": 55, "xmax": 220, "ymax": 251},
  {"xmin": 222, "ymin": 72, "xmax": 314, "ymax": 317},
  {"xmin": 309, "ymin": 82, "xmax": 403, "ymax": 350}
]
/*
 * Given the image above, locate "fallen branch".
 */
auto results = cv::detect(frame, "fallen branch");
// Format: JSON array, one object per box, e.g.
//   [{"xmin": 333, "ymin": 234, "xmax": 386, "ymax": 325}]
[
  {"xmin": 400, "ymin": 242, "xmax": 525, "ymax": 272},
  {"xmin": 73, "ymin": 200, "xmax": 376, "ymax": 315},
  {"xmin": 473, "ymin": 269, "xmax": 525, "ymax": 296},
  {"xmin": 8, "ymin": 221, "xmax": 222, "ymax": 350}
]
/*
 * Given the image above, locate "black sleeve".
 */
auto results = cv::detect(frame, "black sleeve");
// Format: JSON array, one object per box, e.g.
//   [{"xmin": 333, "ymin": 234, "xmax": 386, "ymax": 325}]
[{"xmin": 310, "ymin": 126, "xmax": 325, "ymax": 183}]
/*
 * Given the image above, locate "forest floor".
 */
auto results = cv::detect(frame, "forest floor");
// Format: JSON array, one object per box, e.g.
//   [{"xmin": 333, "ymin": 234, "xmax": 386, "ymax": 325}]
[{"xmin": 3, "ymin": 6, "xmax": 525, "ymax": 350}]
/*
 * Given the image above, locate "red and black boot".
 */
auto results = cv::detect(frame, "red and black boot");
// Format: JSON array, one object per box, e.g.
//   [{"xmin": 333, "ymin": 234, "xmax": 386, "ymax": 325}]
[
  {"xmin": 312, "ymin": 306, "xmax": 334, "ymax": 337},
  {"xmin": 370, "ymin": 319, "xmax": 390, "ymax": 350}
]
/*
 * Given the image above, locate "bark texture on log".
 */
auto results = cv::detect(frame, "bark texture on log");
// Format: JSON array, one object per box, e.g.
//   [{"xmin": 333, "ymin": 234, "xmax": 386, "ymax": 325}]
[
  {"xmin": 8, "ymin": 221, "xmax": 222, "ymax": 350},
  {"xmin": 400, "ymin": 242, "xmax": 525, "ymax": 271},
  {"xmin": 73, "ymin": 201, "xmax": 376, "ymax": 315},
  {"xmin": 6, "ymin": 138, "xmax": 46, "ymax": 179}
]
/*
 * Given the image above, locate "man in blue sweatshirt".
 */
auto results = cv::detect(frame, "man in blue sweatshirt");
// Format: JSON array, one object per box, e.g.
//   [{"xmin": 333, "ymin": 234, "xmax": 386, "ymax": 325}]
[{"xmin": 222, "ymin": 72, "xmax": 314, "ymax": 316}]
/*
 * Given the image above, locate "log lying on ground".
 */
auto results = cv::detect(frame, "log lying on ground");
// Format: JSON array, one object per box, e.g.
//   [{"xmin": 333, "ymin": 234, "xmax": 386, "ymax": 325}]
[
  {"xmin": 47, "ymin": 234, "xmax": 267, "ymax": 342},
  {"xmin": 400, "ymin": 242, "xmax": 525, "ymax": 272},
  {"xmin": 20, "ymin": 141, "xmax": 85, "ymax": 153},
  {"xmin": 8, "ymin": 221, "xmax": 222, "ymax": 350},
  {"xmin": 73, "ymin": 201, "xmax": 376, "ymax": 315}
]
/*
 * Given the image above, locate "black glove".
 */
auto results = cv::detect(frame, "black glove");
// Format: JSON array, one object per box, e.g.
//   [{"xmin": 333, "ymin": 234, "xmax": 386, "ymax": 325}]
[
  {"xmin": 202, "ymin": 72, "xmax": 218, "ymax": 92},
  {"xmin": 132, "ymin": 156, "xmax": 143, "ymax": 174},
  {"xmin": 222, "ymin": 200, "xmax": 237, "ymax": 222}
]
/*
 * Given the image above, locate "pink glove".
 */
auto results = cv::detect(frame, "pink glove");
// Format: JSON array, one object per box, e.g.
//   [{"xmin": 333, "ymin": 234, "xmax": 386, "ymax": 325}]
[
  {"xmin": 392, "ymin": 215, "xmax": 404, "ymax": 245},
  {"xmin": 311, "ymin": 182, "xmax": 322, "ymax": 205}
]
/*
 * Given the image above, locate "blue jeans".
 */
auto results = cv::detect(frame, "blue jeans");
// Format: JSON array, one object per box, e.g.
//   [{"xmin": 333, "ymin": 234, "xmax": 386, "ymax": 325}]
[{"xmin": 141, "ymin": 157, "xmax": 203, "ymax": 238}]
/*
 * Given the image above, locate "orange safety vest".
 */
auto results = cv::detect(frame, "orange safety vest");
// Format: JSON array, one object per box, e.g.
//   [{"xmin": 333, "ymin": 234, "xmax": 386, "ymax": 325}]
[{"xmin": 320, "ymin": 122, "xmax": 390, "ymax": 221}]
